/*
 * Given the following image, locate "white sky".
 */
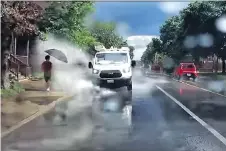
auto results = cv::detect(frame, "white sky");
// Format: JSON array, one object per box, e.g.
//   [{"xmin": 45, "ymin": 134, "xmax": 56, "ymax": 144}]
[{"xmin": 127, "ymin": 35, "xmax": 159, "ymax": 60}]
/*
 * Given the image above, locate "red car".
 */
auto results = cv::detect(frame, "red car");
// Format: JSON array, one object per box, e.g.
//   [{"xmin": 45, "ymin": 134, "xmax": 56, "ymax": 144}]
[{"xmin": 174, "ymin": 63, "xmax": 198, "ymax": 81}]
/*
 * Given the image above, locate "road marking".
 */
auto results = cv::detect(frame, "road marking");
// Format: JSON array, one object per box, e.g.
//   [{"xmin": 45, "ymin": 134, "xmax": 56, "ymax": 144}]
[
  {"xmin": 162, "ymin": 74, "xmax": 226, "ymax": 98},
  {"xmin": 156, "ymin": 85, "xmax": 226, "ymax": 146},
  {"xmin": 179, "ymin": 80, "xmax": 226, "ymax": 98}
]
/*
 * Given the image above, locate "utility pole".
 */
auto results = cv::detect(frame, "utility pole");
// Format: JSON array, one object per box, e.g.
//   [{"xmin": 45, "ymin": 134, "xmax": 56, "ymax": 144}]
[
  {"xmin": 154, "ymin": 52, "xmax": 157, "ymax": 63},
  {"xmin": 26, "ymin": 39, "xmax": 30, "ymax": 65}
]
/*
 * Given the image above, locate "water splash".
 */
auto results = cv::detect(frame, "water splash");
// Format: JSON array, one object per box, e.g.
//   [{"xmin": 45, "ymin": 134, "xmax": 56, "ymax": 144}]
[
  {"xmin": 33, "ymin": 34, "xmax": 93, "ymax": 94},
  {"xmin": 27, "ymin": 35, "xmax": 103, "ymax": 150},
  {"xmin": 208, "ymin": 80, "xmax": 225, "ymax": 93},
  {"xmin": 215, "ymin": 15, "xmax": 226, "ymax": 33},
  {"xmin": 6, "ymin": 35, "xmax": 170, "ymax": 151}
]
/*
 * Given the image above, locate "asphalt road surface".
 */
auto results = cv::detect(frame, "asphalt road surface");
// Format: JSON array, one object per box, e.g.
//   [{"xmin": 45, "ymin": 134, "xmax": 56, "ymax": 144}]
[{"xmin": 2, "ymin": 73, "xmax": 226, "ymax": 151}]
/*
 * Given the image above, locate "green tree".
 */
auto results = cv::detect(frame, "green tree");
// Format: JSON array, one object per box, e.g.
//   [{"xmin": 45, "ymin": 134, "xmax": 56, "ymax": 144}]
[
  {"xmin": 180, "ymin": 1, "xmax": 226, "ymax": 72},
  {"xmin": 120, "ymin": 40, "xmax": 135, "ymax": 59},
  {"xmin": 39, "ymin": 1, "xmax": 95, "ymax": 45},
  {"xmin": 180, "ymin": 2, "xmax": 216, "ymax": 62},
  {"xmin": 1, "ymin": 1, "xmax": 43, "ymax": 54},
  {"xmin": 141, "ymin": 42, "xmax": 153, "ymax": 65},
  {"xmin": 90, "ymin": 21, "xmax": 124, "ymax": 49},
  {"xmin": 150, "ymin": 38, "xmax": 163, "ymax": 54},
  {"xmin": 160, "ymin": 15, "xmax": 186, "ymax": 63},
  {"xmin": 1, "ymin": 1, "xmax": 43, "ymax": 88},
  {"xmin": 141, "ymin": 49, "xmax": 151, "ymax": 65},
  {"xmin": 157, "ymin": 1, "xmax": 226, "ymax": 73},
  {"xmin": 72, "ymin": 29, "xmax": 97, "ymax": 48},
  {"xmin": 1, "ymin": 1, "xmax": 43, "ymax": 38},
  {"xmin": 142, "ymin": 38, "xmax": 163, "ymax": 64}
]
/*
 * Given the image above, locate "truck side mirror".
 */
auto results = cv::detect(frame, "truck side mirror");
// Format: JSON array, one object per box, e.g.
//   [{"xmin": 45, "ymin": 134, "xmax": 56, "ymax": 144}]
[
  {"xmin": 88, "ymin": 62, "xmax": 93, "ymax": 69},
  {"xmin": 131, "ymin": 60, "xmax": 136, "ymax": 68}
]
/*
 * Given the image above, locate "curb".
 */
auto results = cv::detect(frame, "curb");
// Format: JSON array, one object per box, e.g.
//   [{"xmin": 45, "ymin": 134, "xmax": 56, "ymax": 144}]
[
  {"xmin": 1, "ymin": 95, "xmax": 74, "ymax": 138},
  {"xmin": 162, "ymin": 73, "xmax": 226, "ymax": 98},
  {"xmin": 18, "ymin": 79, "xmax": 29, "ymax": 82}
]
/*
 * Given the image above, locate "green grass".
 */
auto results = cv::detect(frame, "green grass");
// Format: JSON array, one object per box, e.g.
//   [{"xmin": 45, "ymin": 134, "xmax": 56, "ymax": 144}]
[
  {"xmin": 199, "ymin": 72, "xmax": 226, "ymax": 76},
  {"xmin": 32, "ymin": 72, "xmax": 43, "ymax": 78},
  {"xmin": 1, "ymin": 82, "xmax": 25, "ymax": 98},
  {"xmin": 29, "ymin": 72, "xmax": 44, "ymax": 81},
  {"xmin": 199, "ymin": 73, "xmax": 226, "ymax": 80},
  {"xmin": 163, "ymin": 67, "xmax": 174, "ymax": 75}
]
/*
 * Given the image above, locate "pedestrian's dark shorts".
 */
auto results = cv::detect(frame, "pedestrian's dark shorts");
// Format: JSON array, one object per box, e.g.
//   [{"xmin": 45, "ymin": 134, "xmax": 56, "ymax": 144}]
[{"xmin": 44, "ymin": 75, "xmax": 51, "ymax": 82}]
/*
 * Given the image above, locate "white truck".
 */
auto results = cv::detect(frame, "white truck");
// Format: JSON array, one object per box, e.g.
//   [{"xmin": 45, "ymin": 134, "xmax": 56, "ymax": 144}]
[{"xmin": 88, "ymin": 46, "xmax": 136, "ymax": 91}]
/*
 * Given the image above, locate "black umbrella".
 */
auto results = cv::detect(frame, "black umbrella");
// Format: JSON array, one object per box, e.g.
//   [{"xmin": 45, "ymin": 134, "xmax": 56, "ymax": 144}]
[{"xmin": 45, "ymin": 49, "xmax": 68, "ymax": 63}]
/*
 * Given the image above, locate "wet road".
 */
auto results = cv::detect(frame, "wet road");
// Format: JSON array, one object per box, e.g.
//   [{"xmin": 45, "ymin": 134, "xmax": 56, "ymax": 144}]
[{"xmin": 2, "ymin": 74, "xmax": 226, "ymax": 151}]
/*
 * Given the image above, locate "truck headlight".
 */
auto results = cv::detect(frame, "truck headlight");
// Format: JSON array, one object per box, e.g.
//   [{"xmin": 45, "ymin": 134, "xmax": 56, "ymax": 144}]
[
  {"xmin": 93, "ymin": 69, "xmax": 100, "ymax": 74},
  {"xmin": 123, "ymin": 67, "xmax": 131, "ymax": 73}
]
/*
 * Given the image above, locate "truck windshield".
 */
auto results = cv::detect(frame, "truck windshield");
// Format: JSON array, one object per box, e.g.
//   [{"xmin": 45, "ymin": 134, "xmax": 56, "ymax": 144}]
[{"xmin": 96, "ymin": 53, "xmax": 128, "ymax": 63}]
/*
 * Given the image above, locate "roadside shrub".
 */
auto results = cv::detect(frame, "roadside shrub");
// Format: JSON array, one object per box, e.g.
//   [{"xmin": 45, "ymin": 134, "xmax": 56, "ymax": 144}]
[
  {"xmin": 13, "ymin": 82, "xmax": 25, "ymax": 93},
  {"xmin": 32, "ymin": 72, "xmax": 43, "ymax": 78},
  {"xmin": 164, "ymin": 67, "xmax": 174, "ymax": 75},
  {"xmin": 1, "ymin": 89, "xmax": 18, "ymax": 98},
  {"xmin": 29, "ymin": 72, "xmax": 44, "ymax": 81},
  {"xmin": 0, "ymin": 82, "xmax": 25, "ymax": 98}
]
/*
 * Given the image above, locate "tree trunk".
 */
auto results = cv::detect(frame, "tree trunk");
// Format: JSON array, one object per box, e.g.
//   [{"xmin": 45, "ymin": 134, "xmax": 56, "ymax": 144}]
[
  {"xmin": 222, "ymin": 57, "xmax": 226, "ymax": 73},
  {"xmin": 10, "ymin": 32, "xmax": 14, "ymax": 53},
  {"xmin": 1, "ymin": 33, "xmax": 12, "ymax": 89},
  {"xmin": 215, "ymin": 56, "xmax": 219, "ymax": 73},
  {"xmin": 26, "ymin": 39, "xmax": 31, "ymax": 77},
  {"xmin": 26, "ymin": 39, "xmax": 30, "ymax": 65},
  {"xmin": 212, "ymin": 54, "xmax": 215, "ymax": 72},
  {"xmin": 1, "ymin": 53, "xmax": 10, "ymax": 89},
  {"xmin": 14, "ymin": 36, "xmax": 17, "ymax": 56}
]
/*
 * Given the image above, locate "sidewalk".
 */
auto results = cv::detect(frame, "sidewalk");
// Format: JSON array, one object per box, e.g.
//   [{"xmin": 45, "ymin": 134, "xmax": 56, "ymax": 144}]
[{"xmin": 1, "ymin": 79, "xmax": 67, "ymax": 133}]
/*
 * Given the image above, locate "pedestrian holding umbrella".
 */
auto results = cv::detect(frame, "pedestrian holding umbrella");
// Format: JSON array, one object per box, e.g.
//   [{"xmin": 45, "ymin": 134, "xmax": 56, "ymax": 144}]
[{"xmin": 45, "ymin": 49, "xmax": 68, "ymax": 63}]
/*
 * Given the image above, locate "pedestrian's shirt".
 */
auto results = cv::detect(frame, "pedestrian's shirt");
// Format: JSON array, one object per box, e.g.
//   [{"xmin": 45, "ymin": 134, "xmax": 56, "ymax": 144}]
[{"xmin": 42, "ymin": 61, "xmax": 52, "ymax": 76}]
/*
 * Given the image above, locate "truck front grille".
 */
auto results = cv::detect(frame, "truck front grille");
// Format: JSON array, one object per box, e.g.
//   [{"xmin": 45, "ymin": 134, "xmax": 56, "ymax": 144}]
[{"xmin": 100, "ymin": 70, "xmax": 122, "ymax": 78}]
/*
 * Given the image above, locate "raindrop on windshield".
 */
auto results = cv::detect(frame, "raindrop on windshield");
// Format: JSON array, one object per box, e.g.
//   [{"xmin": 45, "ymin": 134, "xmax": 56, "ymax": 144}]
[
  {"xmin": 162, "ymin": 57, "xmax": 175, "ymax": 69},
  {"xmin": 198, "ymin": 33, "xmax": 214, "ymax": 48},
  {"xmin": 183, "ymin": 36, "xmax": 197, "ymax": 49},
  {"xmin": 215, "ymin": 15, "xmax": 226, "ymax": 33}
]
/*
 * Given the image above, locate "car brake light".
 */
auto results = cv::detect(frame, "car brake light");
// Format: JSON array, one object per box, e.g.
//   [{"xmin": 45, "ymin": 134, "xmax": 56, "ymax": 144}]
[{"xmin": 179, "ymin": 88, "xmax": 183, "ymax": 95}]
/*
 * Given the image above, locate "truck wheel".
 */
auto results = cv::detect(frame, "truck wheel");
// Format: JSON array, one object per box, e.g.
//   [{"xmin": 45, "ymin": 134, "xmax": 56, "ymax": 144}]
[{"xmin": 127, "ymin": 83, "xmax": 132, "ymax": 91}]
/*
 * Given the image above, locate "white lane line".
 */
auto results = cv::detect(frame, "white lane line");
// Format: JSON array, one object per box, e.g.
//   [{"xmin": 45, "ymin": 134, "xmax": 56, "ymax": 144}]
[
  {"xmin": 162, "ymin": 73, "xmax": 226, "ymax": 97},
  {"xmin": 180, "ymin": 81, "xmax": 226, "ymax": 98},
  {"xmin": 162, "ymin": 74, "xmax": 226, "ymax": 98},
  {"xmin": 156, "ymin": 85, "xmax": 226, "ymax": 146}
]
